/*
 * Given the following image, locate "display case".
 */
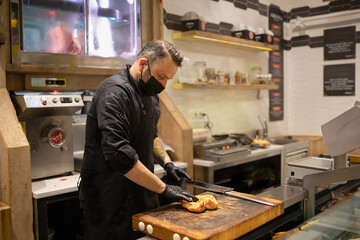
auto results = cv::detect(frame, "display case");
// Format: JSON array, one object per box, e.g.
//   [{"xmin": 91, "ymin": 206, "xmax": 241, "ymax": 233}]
[
  {"xmin": 10, "ymin": 0, "xmax": 141, "ymax": 68},
  {"xmin": 276, "ymin": 188, "xmax": 360, "ymax": 240}
]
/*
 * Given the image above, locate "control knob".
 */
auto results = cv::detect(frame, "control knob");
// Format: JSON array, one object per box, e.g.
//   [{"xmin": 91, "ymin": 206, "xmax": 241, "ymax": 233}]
[{"xmin": 41, "ymin": 96, "xmax": 47, "ymax": 105}]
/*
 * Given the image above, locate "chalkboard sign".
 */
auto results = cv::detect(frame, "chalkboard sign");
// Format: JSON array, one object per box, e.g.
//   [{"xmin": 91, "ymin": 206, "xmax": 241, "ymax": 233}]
[
  {"xmin": 324, "ymin": 26, "xmax": 356, "ymax": 60},
  {"xmin": 268, "ymin": 4, "xmax": 284, "ymax": 121},
  {"xmin": 324, "ymin": 64, "xmax": 355, "ymax": 96}
]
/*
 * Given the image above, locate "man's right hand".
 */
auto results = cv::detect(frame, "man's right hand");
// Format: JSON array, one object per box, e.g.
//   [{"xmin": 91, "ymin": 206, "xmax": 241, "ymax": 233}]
[{"xmin": 160, "ymin": 185, "xmax": 198, "ymax": 202}]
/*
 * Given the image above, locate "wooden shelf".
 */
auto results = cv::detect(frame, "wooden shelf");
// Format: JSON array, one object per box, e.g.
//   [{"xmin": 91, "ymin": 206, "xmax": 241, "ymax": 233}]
[
  {"xmin": 173, "ymin": 82, "xmax": 278, "ymax": 90},
  {"xmin": 172, "ymin": 30, "xmax": 279, "ymax": 52},
  {"xmin": 6, "ymin": 64, "xmax": 119, "ymax": 77},
  {"xmin": 6, "ymin": 64, "xmax": 119, "ymax": 91}
]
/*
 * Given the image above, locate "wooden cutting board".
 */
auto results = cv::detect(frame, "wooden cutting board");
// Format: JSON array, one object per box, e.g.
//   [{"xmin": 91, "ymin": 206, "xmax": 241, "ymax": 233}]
[{"xmin": 132, "ymin": 191, "xmax": 284, "ymax": 240}]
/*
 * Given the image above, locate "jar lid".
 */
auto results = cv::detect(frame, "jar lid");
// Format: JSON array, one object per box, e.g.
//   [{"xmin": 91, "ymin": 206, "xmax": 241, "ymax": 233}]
[
  {"xmin": 266, "ymin": 29, "xmax": 274, "ymax": 36},
  {"xmin": 182, "ymin": 11, "xmax": 204, "ymax": 21}
]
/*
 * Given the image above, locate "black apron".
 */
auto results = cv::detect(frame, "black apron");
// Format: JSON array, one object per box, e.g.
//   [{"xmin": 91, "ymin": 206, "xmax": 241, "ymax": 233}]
[{"xmin": 79, "ymin": 67, "xmax": 160, "ymax": 240}]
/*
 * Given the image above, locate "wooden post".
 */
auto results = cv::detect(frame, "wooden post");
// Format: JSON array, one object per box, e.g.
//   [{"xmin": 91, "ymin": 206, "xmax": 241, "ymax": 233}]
[
  {"xmin": 0, "ymin": 202, "xmax": 11, "ymax": 240},
  {"xmin": 157, "ymin": 91, "xmax": 194, "ymax": 179},
  {"xmin": 0, "ymin": 89, "xmax": 34, "ymax": 240}
]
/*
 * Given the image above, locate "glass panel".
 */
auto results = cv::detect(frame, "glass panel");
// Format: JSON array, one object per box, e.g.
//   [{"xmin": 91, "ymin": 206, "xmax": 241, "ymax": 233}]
[
  {"xmin": 22, "ymin": 0, "xmax": 85, "ymax": 55},
  {"xmin": 88, "ymin": 0, "xmax": 140, "ymax": 59}
]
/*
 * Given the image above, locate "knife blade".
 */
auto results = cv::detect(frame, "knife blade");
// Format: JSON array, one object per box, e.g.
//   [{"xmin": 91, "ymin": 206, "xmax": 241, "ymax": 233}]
[{"xmin": 184, "ymin": 180, "xmax": 275, "ymax": 207}]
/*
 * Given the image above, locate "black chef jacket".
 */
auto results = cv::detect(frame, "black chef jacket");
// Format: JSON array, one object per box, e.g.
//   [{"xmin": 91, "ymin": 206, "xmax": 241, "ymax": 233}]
[{"xmin": 79, "ymin": 65, "xmax": 161, "ymax": 240}]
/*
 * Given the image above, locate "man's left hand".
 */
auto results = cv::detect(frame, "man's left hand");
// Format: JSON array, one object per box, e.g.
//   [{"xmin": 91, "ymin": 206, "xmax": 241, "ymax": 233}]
[{"xmin": 164, "ymin": 162, "xmax": 191, "ymax": 183}]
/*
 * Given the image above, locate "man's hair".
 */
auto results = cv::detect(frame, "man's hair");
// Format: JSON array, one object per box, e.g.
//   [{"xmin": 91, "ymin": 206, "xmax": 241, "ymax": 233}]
[{"xmin": 137, "ymin": 40, "xmax": 183, "ymax": 67}]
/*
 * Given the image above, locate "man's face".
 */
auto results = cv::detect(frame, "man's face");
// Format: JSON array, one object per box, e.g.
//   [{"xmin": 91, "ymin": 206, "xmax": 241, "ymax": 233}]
[{"xmin": 143, "ymin": 56, "xmax": 178, "ymax": 89}]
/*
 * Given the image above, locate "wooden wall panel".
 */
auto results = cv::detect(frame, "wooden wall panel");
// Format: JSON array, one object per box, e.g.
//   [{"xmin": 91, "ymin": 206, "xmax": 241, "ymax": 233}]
[
  {"xmin": 158, "ymin": 91, "xmax": 193, "ymax": 178},
  {"xmin": 292, "ymin": 136, "xmax": 328, "ymax": 156},
  {"xmin": 0, "ymin": 89, "xmax": 33, "ymax": 240}
]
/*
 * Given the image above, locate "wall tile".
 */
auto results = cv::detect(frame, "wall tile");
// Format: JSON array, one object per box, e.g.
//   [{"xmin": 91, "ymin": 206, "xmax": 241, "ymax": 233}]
[
  {"xmin": 234, "ymin": 1, "xmax": 247, "ymax": 10},
  {"xmin": 309, "ymin": 36, "xmax": 324, "ymax": 48},
  {"xmin": 290, "ymin": 6, "xmax": 310, "ymax": 18},
  {"xmin": 219, "ymin": 21, "xmax": 234, "ymax": 29},
  {"xmin": 248, "ymin": 2, "xmax": 259, "ymax": 11},
  {"xmin": 309, "ymin": 6, "xmax": 329, "ymax": 16}
]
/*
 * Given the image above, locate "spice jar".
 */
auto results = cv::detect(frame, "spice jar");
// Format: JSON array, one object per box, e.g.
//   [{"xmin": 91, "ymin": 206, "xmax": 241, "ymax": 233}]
[
  {"xmin": 235, "ymin": 71, "xmax": 242, "ymax": 84},
  {"xmin": 217, "ymin": 70, "xmax": 225, "ymax": 84}
]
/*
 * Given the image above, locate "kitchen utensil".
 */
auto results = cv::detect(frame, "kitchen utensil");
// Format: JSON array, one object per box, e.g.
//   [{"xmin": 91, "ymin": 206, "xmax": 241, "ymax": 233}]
[
  {"xmin": 192, "ymin": 128, "xmax": 208, "ymax": 143},
  {"xmin": 212, "ymin": 134, "xmax": 229, "ymax": 140},
  {"xmin": 230, "ymin": 133, "xmax": 253, "ymax": 145},
  {"xmin": 184, "ymin": 180, "xmax": 276, "ymax": 206}
]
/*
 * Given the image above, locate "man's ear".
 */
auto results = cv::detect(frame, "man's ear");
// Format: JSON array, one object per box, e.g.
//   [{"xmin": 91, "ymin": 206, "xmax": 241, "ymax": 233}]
[{"xmin": 138, "ymin": 58, "xmax": 148, "ymax": 72}]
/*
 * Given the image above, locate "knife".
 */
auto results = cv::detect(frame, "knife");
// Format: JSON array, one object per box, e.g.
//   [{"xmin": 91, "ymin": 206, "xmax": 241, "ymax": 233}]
[{"xmin": 184, "ymin": 180, "xmax": 275, "ymax": 207}]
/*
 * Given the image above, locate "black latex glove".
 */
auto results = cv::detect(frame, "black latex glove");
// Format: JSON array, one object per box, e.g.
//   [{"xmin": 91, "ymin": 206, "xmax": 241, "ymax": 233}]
[
  {"xmin": 160, "ymin": 184, "xmax": 198, "ymax": 202},
  {"xmin": 164, "ymin": 162, "xmax": 191, "ymax": 183}
]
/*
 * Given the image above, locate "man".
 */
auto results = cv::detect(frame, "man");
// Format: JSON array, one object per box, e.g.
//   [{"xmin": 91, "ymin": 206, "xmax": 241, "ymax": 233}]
[{"xmin": 79, "ymin": 40, "xmax": 197, "ymax": 240}]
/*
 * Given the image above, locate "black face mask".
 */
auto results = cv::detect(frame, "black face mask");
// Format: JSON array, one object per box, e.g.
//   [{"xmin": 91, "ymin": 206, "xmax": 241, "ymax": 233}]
[{"xmin": 139, "ymin": 62, "xmax": 165, "ymax": 96}]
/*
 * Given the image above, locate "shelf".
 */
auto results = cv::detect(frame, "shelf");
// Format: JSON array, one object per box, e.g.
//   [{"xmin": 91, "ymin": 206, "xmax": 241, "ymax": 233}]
[
  {"xmin": 6, "ymin": 64, "xmax": 119, "ymax": 91},
  {"xmin": 6, "ymin": 64, "xmax": 118, "ymax": 77},
  {"xmin": 173, "ymin": 82, "xmax": 278, "ymax": 90},
  {"xmin": 172, "ymin": 30, "xmax": 279, "ymax": 52}
]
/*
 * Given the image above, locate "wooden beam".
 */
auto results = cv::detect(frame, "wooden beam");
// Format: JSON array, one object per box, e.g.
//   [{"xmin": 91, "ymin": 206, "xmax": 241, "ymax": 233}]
[
  {"xmin": 0, "ymin": 89, "xmax": 34, "ymax": 240},
  {"xmin": 157, "ymin": 91, "xmax": 193, "ymax": 179}
]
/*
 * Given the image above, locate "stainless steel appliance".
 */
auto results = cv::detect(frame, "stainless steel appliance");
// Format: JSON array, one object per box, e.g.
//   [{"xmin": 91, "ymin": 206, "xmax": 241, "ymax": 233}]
[
  {"xmin": 287, "ymin": 156, "xmax": 334, "ymax": 179},
  {"xmin": 72, "ymin": 114, "xmax": 86, "ymax": 171},
  {"xmin": 193, "ymin": 138, "xmax": 250, "ymax": 162},
  {"xmin": 11, "ymin": 93, "xmax": 84, "ymax": 179}
]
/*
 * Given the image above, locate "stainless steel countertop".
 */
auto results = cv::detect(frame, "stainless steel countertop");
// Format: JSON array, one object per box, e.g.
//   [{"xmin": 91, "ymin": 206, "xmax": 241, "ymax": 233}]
[
  {"xmin": 194, "ymin": 144, "xmax": 284, "ymax": 170},
  {"xmin": 258, "ymin": 185, "xmax": 307, "ymax": 208},
  {"xmin": 32, "ymin": 162, "xmax": 187, "ymax": 199}
]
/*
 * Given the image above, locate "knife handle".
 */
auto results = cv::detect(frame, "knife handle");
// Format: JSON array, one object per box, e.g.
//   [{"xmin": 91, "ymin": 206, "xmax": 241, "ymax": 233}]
[{"xmin": 225, "ymin": 191, "xmax": 276, "ymax": 207}]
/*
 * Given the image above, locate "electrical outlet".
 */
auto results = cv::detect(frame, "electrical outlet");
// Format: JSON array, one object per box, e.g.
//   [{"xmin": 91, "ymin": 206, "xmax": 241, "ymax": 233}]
[
  {"xmin": 194, "ymin": 112, "xmax": 205, "ymax": 118},
  {"xmin": 188, "ymin": 109, "xmax": 205, "ymax": 118}
]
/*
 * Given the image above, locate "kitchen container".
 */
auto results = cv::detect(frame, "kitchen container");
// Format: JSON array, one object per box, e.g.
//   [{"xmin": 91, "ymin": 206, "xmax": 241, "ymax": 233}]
[
  {"xmin": 231, "ymin": 24, "xmax": 255, "ymax": 40},
  {"xmin": 216, "ymin": 70, "xmax": 225, "ymax": 84},
  {"xmin": 255, "ymin": 28, "xmax": 274, "ymax": 44},
  {"xmin": 193, "ymin": 61, "xmax": 207, "ymax": 82},
  {"xmin": 249, "ymin": 66, "xmax": 262, "ymax": 83},
  {"xmin": 192, "ymin": 128, "xmax": 208, "ymax": 143},
  {"xmin": 235, "ymin": 71, "xmax": 248, "ymax": 85},
  {"xmin": 205, "ymin": 68, "xmax": 216, "ymax": 81},
  {"xmin": 181, "ymin": 12, "xmax": 206, "ymax": 32}
]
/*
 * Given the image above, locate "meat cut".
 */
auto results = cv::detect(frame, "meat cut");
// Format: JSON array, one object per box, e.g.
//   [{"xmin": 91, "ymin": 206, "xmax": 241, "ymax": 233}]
[{"xmin": 180, "ymin": 194, "xmax": 219, "ymax": 213}]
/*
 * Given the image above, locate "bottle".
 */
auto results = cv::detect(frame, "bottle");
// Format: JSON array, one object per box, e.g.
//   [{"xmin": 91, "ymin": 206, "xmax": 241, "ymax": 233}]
[
  {"xmin": 235, "ymin": 71, "xmax": 241, "ymax": 84},
  {"xmin": 217, "ymin": 70, "xmax": 225, "ymax": 84}
]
